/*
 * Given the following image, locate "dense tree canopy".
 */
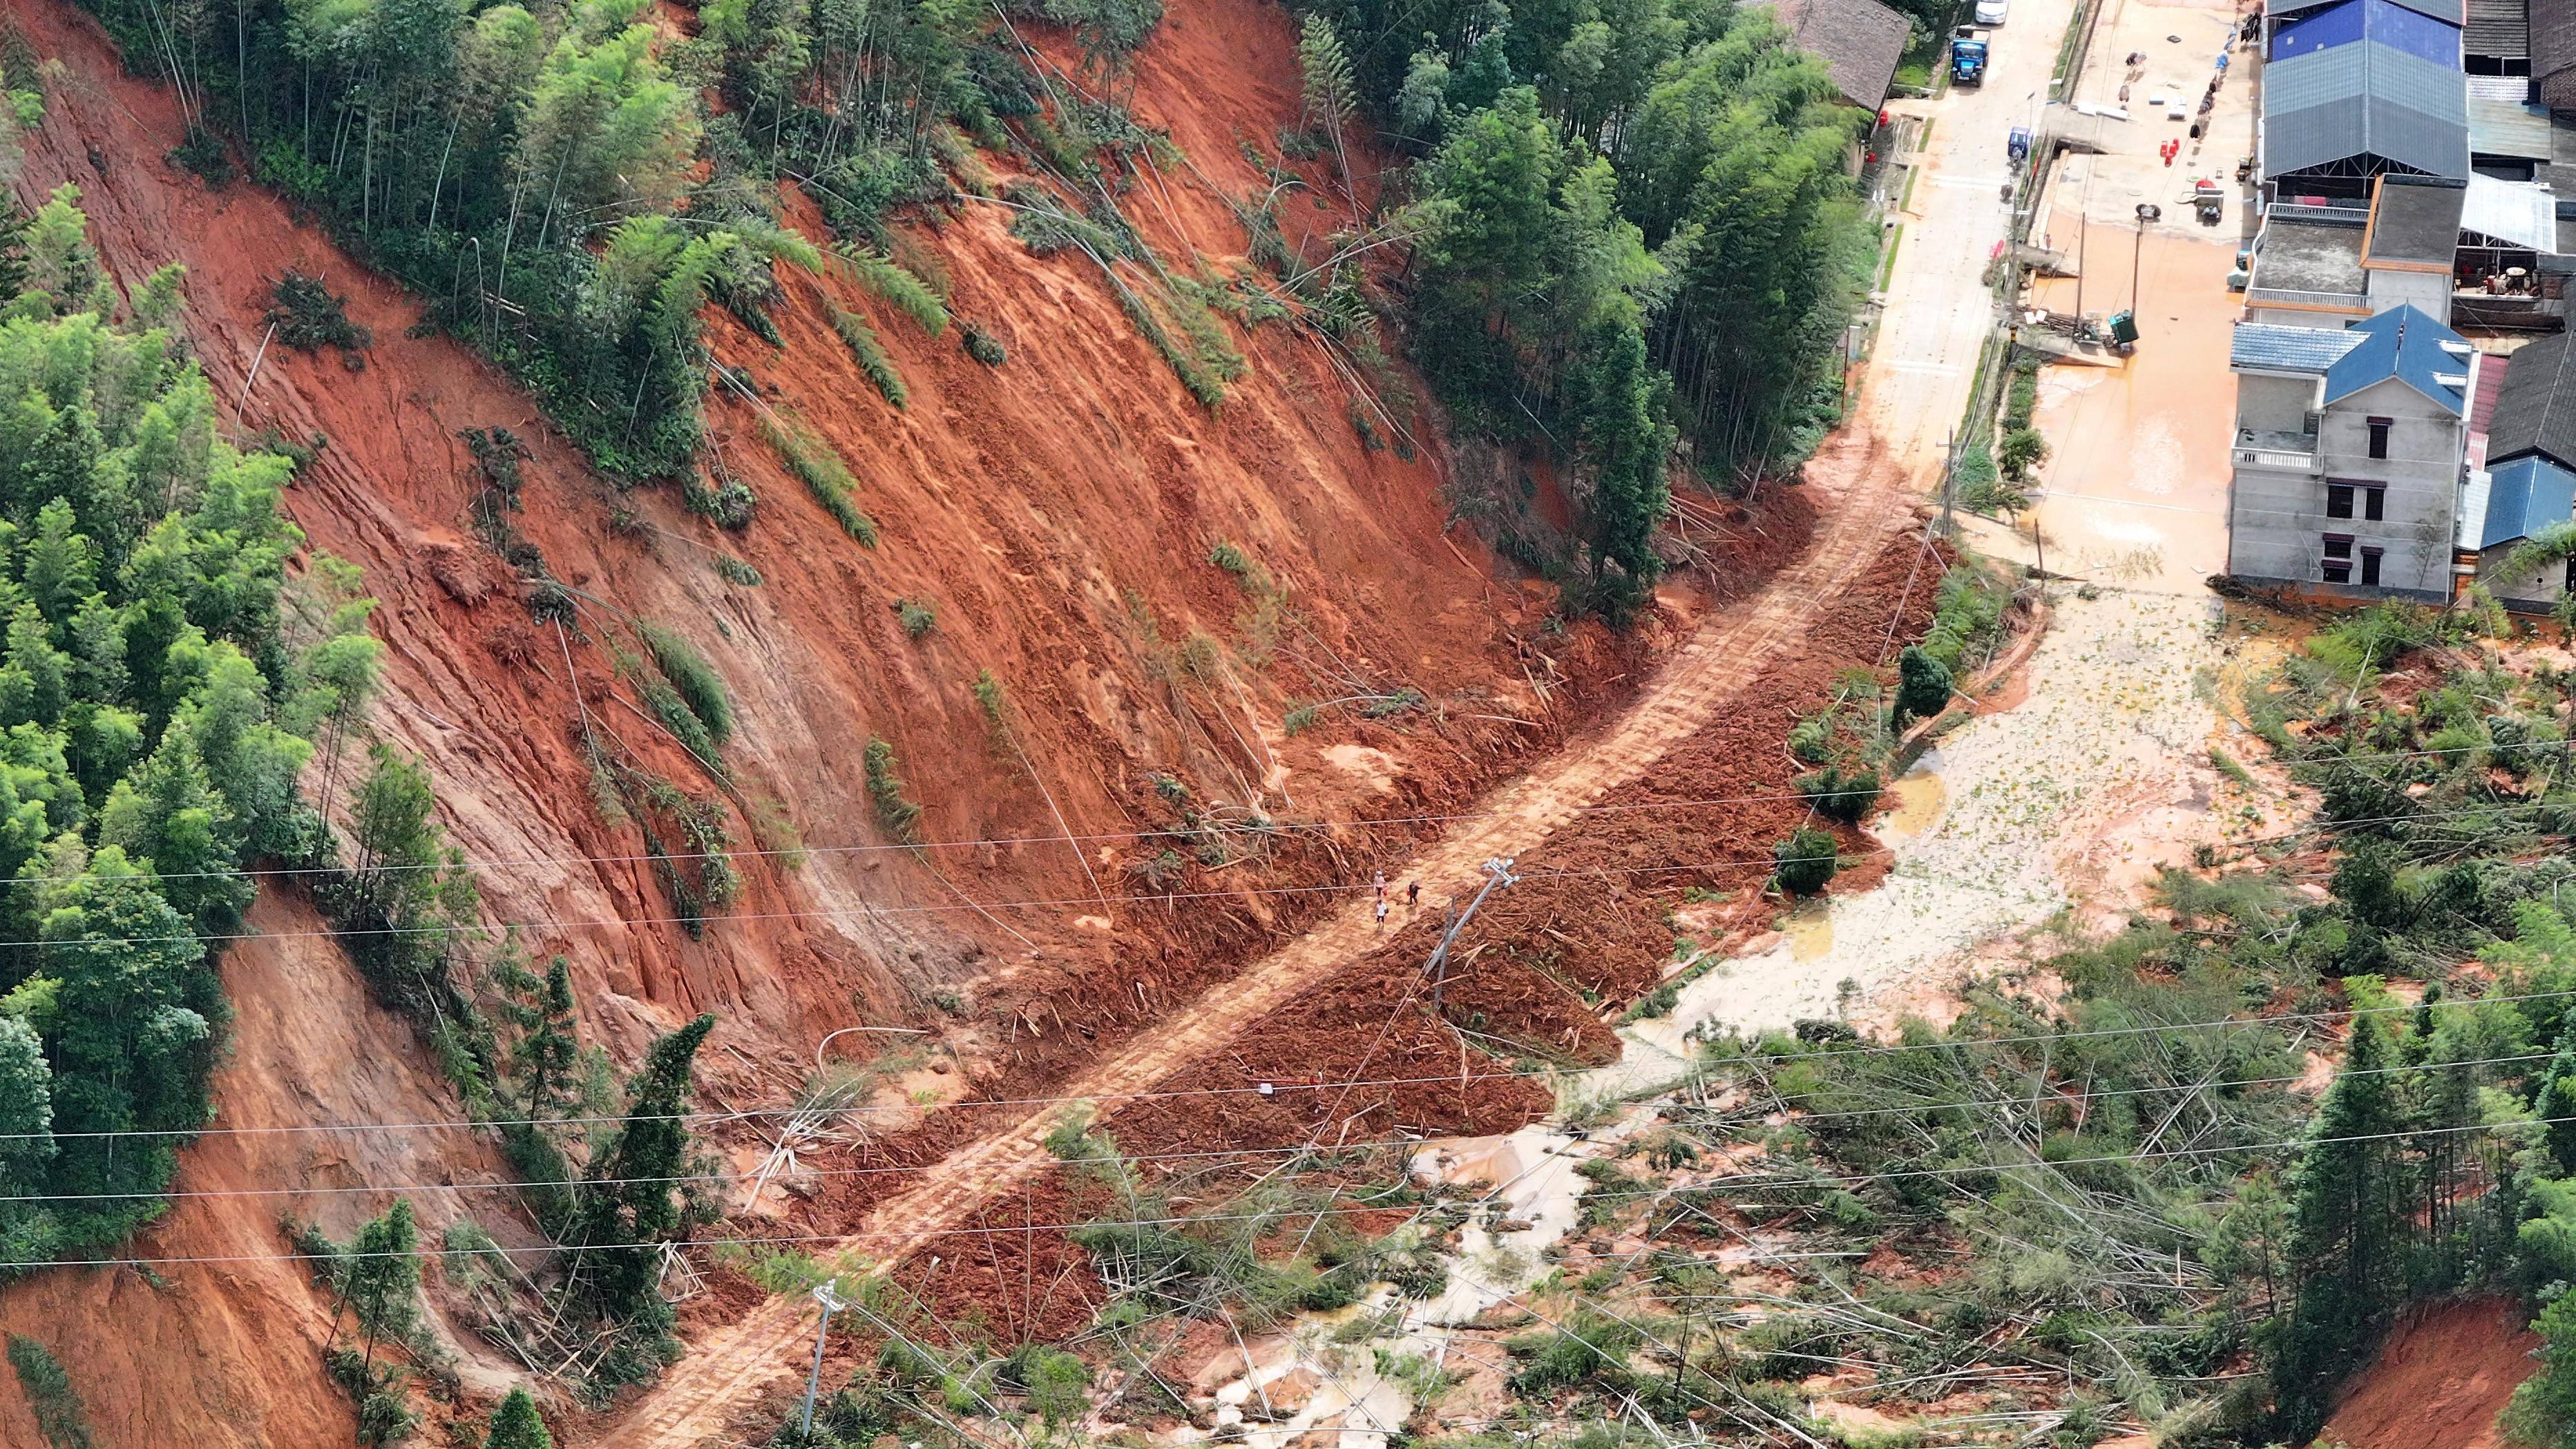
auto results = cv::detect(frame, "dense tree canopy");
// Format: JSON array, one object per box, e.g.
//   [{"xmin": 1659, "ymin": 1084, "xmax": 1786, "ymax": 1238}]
[
  {"xmin": 1307, "ymin": 0, "xmax": 1871, "ymax": 613},
  {"xmin": 0, "ymin": 190, "xmax": 377, "ymax": 1267}
]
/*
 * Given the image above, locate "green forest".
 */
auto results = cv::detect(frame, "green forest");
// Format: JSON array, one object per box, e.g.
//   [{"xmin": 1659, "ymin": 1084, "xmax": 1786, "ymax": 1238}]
[
  {"xmin": 1319, "ymin": 0, "xmax": 1874, "ymax": 610},
  {"xmin": 79, "ymin": 0, "xmax": 1878, "ymax": 620},
  {"xmin": 0, "ymin": 182, "xmax": 381, "ymax": 1266}
]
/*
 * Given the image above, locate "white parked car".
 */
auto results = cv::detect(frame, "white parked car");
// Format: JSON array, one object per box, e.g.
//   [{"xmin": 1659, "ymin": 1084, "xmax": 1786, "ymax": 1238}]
[{"xmin": 1975, "ymin": 0, "xmax": 2007, "ymax": 23}]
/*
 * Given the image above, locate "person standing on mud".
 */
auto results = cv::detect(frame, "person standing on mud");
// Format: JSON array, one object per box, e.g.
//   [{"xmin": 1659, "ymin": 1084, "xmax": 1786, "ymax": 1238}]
[
  {"xmin": 1406, "ymin": 880, "xmax": 1422, "ymax": 913},
  {"xmin": 1373, "ymin": 870, "xmax": 1389, "ymax": 928}
]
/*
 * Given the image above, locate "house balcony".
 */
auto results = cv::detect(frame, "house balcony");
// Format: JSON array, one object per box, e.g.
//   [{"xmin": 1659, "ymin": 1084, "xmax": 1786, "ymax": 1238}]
[
  {"xmin": 2450, "ymin": 290, "xmax": 2566, "ymax": 331},
  {"xmin": 2233, "ymin": 428, "xmax": 2320, "ymax": 472},
  {"xmin": 2244, "ymin": 285, "xmax": 2369, "ymax": 314}
]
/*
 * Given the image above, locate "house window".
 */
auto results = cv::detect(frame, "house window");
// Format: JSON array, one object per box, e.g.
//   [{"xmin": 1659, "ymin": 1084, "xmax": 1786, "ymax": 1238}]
[
  {"xmin": 2325, "ymin": 482, "xmax": 2382, "ymax": 519},
  {"xmin": 2365, "ymin": 485, "xmax": 2385, "ymax": 521},
  {"xmin": 2327, "ymin": 483, "xmax": 2354, "ymax": 519},
  {"xmin": 2360, "ymin": 546, "xmax": 2383, "ymax": 586},
  {"xmin": 2564, "ymin": 556, "xmax": 2575, "ymax": 594},
  {"xmin": 2367, "ymin": 417, "xmax": 2392, "ymax": 459},
  {"xmin": 2323, "ymin": 533, "xmax": 2354, "ymax": 584}
]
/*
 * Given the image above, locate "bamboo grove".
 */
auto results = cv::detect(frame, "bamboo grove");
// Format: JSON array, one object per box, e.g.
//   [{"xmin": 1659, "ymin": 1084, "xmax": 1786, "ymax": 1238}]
[{"xmin": 1317, "ymin": 0, "xmax": 1879, "ymax": 614}]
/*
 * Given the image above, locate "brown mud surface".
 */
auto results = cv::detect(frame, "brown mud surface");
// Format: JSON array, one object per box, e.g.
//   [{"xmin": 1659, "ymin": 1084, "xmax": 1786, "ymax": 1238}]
[
  {"xmin": 2325, "ymin": 1297, "xmax": 2539, "ymax": 1449},
  {"xmin": 608, "ymin": 405, "xmax": 1922, "ymax": 1443}
]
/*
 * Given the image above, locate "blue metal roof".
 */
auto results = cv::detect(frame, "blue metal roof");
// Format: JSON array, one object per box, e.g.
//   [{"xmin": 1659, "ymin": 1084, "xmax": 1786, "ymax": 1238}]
[
  {"xmin": 2322, "ymin": 304, "xmax": 2474, "ymax": 413},
  {"xmin": 2273, "ymin": 0, "xmax": 2463, "ymax": 20},
  {"xmin": 2231, "ymin": 323, "xmax": 2369, "ymax": 371},
  {"xmin": 2480, "ymin": 454, "xmax": 2576, "ymax": 546},
  {"xmin": 2263, "ymin": 41, "xmax": 2471, "ymax": 180},
  {"xmin": 2272, "ymin": 0, "xmax": 2463, "ymax": 66}
]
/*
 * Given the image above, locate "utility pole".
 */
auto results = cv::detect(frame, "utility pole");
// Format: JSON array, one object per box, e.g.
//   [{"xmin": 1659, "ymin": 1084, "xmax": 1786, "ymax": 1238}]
[
  {"xmin": 800, "ymin": 1279, "xmax": 850, "ymax": 1436},
  {"xmin": 2132, "ymin": 202, "xmax": 2160, "ymax": 313},
  {"xmin": 1427, "ymin": 856, "xmax": 1518, "ymax": 1015},
  {"xmin": 2074, "ymin": 211, "xmax": 2087, "ymax": 318},
  {"xmin": 1939, "ymin": 425, "xmax": 1956, "ymax": 539}
]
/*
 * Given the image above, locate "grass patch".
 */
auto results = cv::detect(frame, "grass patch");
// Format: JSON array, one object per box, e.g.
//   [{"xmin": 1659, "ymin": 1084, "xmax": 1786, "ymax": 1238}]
[
  {"xmin": 2211, "ymin": 746, "xmax": 2258, "ymax": 791},
  {"xmin": 1210, "ymin": 539, "xmax": 1270, "ymax": 591},
  {"xmin": 974, "ymin": 669, "xmax": 1012, "ymax": 747},
  {"xmin": 8, "ymin": 1335, "xmax": 94, "ymax": 1449},
  {"xmin": 712, "ymin": 555, "xmax": 762, "ymax": 586},
  {"xmin": 896, "ymin": 597, "xmax": 936, "ymax": 638},
  {"xmin": 639, "ymin": 621, "xmax": 734, "ymax": 747},
  {"xmin": 841, "ymin": 249, "xmax": 948, "ymax": 334},
  {"xmin": 754, "ymin": 412, "xmax": 879, "ymax": 546},
  {"xmin": 1876, "ymin": 222, "xmax": 1904, "ymax": 291},
  {"xmin": 830, "ymin": 307, "xmax": 907, "ymax": 409},
  {"xmin": 866, "ymin": 736, "xmax": 923, "ymax": 842}
]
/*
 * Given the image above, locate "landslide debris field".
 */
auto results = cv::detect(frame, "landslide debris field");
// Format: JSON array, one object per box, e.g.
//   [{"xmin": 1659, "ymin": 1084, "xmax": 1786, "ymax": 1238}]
[
  {"xmin": 1, "ymin": 0, "xmax": 2569, "ymax": 1439},
  {"xmin": 0, "ymin": 0, "xmax": 1935, "ymax": 1437}
]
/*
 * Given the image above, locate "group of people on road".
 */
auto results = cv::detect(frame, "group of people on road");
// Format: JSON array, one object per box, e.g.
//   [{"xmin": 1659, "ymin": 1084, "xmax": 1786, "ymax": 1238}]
[{"xmin": 1372, "ymin": 870, "xmax": 1422, "ymax": 928}]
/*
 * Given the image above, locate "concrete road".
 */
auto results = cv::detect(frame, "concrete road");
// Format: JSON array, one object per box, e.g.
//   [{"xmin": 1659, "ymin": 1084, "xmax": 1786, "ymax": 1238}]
[
  {"xmin": 1863, "ymin": 0, "xmax": 2082, "ymax": 479},
  {"xmin": 1985, "ymin": 0, "xmax": 2260, "ymax": 591}
]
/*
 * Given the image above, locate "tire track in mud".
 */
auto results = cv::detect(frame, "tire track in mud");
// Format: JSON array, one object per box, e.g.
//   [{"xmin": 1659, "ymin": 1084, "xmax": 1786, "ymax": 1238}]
[{"xmin": 614, "ymin": 423, "xmax": 1918, "ymax": 1446}]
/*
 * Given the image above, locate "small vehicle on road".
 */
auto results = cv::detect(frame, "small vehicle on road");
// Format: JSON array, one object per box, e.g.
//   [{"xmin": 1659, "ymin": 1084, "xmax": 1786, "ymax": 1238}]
[
  {"xmin": 1975, "ymin": 0, "xmax": 2008, "ymax": 23},
  {"xmin": 1952, "ymin": 26, "xmax": 1991, "ymax": 83}
]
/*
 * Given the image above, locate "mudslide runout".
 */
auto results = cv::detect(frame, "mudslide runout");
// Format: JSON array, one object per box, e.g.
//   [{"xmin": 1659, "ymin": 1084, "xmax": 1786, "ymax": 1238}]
[{"xmin": 612, "ymin": 416, "xmax": 1918, "ymax": 1445}]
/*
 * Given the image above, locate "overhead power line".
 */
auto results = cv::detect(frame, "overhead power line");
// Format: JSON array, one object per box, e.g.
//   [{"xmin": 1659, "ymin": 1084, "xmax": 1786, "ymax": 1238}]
[
  {"xmin": 15, "ymin": 976, "xmax": 2573, "ymax": 1146},
  {"xmin": 6, "ymin": 1105, "xmax": 2568, "ymax": 1273},
  {"xmin": 5, "ymin": 784, "xmax": 2572, "ymax": 954},
  {"xmin": 0, "ymin": 1037, "xmax": 2551, "ymax": 1206}
]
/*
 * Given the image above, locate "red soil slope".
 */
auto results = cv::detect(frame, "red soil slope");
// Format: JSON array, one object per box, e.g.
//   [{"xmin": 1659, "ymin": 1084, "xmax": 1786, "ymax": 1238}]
[
  {"xmin": 2325, "ymin": 1298, "xmax": 2540, "ymax": 1449},
  {"xmin": 0, "ymin": 0, "xmax": 1799, "ymax": 1437},
  {"xmin": 0, "ymin": 894, "xmax": 511, "ymax": 1448}
]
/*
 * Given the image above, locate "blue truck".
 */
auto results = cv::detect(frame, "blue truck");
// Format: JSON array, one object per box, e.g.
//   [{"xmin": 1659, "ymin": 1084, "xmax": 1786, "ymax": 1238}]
[{"xmin": 1951, "ymin": 26, "xmax": 1990, "ymax": 84}]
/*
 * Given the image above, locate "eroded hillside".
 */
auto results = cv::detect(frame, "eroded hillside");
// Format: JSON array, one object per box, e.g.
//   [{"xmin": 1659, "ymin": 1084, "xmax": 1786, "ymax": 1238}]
[{"xmin": 0, "ymin": 0, "xmax": 1806, "ymax": 1439}]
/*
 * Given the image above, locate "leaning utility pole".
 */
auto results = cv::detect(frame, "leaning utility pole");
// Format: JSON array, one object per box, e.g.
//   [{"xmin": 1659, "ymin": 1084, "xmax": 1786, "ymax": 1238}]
[
  {"xmin": 1428, "ymin": 856, "xmax": 1518, "ymax": 1014},
  {"xmin": 800, "ymin": 1279, "xmax": 850, "ymax": 1436}
]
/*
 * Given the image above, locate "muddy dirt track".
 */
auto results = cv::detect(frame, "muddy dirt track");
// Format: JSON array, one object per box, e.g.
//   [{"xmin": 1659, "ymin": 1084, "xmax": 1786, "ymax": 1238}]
[{"xmin": 612, "ymin": 428, "xmax": 1931, "ymax": 1441}]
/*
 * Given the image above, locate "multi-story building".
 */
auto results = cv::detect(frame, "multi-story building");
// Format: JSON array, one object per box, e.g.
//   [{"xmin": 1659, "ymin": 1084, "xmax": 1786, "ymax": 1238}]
[{"xmin": 2227, "ymin": 304, "xmax": 2479, "ymax": 599}]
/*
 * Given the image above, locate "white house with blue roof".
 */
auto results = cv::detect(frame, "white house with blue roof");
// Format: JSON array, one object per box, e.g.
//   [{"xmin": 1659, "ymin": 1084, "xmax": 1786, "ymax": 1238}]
[{"xmin": 2227, "ymin": 304, "xmax": 2480, "ymax": 599}]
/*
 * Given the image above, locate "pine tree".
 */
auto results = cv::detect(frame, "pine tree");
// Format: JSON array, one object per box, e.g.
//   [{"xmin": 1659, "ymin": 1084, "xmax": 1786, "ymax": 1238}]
[
  {"xmin": 345, "ymin": 1198, "xmax": 422, "ymax": 1374},
  {"xmin": 1562, "ymin": 307, "xmax": 1672, "ymax": 617},
  {"xmin": 494, "ymin": 950, "xmax": 581, "ymax": 1222},
  {"xmin": 484, "ymin": 1386, "xmax": 555, "ymax": 1449},
  {"xmin": 1894, "ymin": 646, "xmax": 1952, "ymax": 724},
  {"xmin": 2332, "ymin": 838, "xmax": 2412, "ymax": 931},
  {"xmin": 502, "ymin": 954, "xmax": 580, "ymax": 1118},
  {"xmin": 2271, "ymin": 1012, "xmax": 2413, "ymax": 1439},
  {"xmin": 2541, "ymin": 1024, "xmax": 2576, "ymax": 1175},
  {"xmin": 570, "ymin": 1014, "xmax": 716, "ymax": 1323}
]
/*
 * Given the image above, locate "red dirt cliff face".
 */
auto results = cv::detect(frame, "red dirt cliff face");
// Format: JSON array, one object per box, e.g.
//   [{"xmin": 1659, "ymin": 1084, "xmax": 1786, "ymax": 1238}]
[
  {"xmin": 0, "ymin": 0, "xmax": 1672, "ymax": 1437},
  {"xmin": 2323, "ymin": 1298, "xmax": 2539, "ymax": 1449}
]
